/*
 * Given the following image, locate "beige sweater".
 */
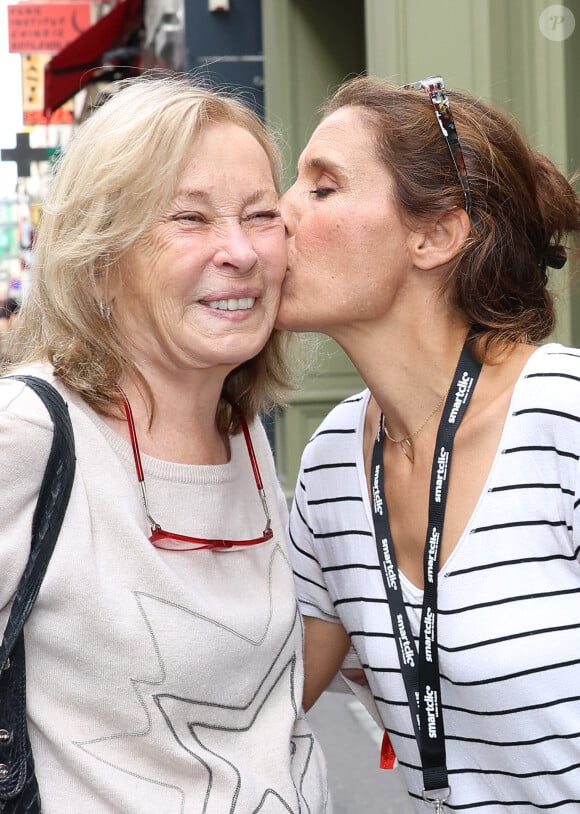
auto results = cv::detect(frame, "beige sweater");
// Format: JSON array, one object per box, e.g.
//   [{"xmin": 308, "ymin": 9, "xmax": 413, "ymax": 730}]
[{"xmin": 0, "ymin": 364, "xmax": 330, "ymax": 813}]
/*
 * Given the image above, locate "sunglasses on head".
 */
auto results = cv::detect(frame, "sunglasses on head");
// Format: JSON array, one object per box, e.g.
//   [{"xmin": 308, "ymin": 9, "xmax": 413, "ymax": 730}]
[{"xmin": 401, "ymin": 75, "xmax": 472, "ymax": 216}]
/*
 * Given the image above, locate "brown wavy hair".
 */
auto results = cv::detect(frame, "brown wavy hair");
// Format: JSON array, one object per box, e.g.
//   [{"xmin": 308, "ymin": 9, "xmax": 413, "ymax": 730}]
[
  {"xmin": 11, "ymin": 75, "xmax": 300, "ymax": 433},
  {"xmin": 321, "ymin": 75, "xmax": 580, "ymax": 360}
]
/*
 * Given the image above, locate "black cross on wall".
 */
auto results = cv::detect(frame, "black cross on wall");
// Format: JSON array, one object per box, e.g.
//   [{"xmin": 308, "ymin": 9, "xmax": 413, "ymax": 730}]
[{"xmin": 0, "ymin": 131, "xmax": 54, "ymax": 178}]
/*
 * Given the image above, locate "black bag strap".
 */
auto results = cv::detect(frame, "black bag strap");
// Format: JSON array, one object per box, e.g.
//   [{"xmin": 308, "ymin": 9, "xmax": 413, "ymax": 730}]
[
  {"xmin": 0, "ymin": 375, "xmax": 76, "ymax": 801},
  {"xmin": 0, "ymin": 377, "xmax": 76, "ymax": 665}
]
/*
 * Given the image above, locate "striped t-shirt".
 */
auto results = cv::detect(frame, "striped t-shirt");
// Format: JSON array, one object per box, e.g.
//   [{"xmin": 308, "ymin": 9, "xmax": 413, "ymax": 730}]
[{"xmin": 289, "ymin": 343, "xmax": 580, "ymax": 812}]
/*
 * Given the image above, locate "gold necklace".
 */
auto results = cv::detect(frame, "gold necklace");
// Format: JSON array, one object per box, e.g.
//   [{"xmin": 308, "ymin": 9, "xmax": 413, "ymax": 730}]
[{"xmin": 383, "ymin": 391, "xmax": 447, "ymax": 464}]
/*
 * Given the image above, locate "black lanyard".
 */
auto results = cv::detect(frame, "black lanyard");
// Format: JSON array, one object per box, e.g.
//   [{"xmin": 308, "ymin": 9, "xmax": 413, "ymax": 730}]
[{"xmin": 370, "ymin": 340, "xmax": 482, "ymax": 810}]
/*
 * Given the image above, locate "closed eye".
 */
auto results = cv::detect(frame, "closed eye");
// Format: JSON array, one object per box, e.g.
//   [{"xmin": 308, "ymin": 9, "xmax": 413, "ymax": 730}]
[
  {"xmin": 244, "ymin": 209, "xmax": 281, "ymax": 221},
  {"xmin": 173, "ymin": 212, "xmax": 206, "ymax": 223},
  {"xmin": 309, "ymin": 187, "xmax": 335, "ymax": 198}
]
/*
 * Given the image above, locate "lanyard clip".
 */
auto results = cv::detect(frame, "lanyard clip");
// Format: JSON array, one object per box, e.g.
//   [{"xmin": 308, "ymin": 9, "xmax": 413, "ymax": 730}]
[{"xmin": 422, "ymin": 786, "xmax": 451, "ymax": 812}]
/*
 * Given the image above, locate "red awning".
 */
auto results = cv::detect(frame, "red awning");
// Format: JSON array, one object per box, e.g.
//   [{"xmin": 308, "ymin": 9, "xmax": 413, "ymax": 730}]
[{"xmin": 44, "ymin": 0, "xmax": 143, "ymax": 116}]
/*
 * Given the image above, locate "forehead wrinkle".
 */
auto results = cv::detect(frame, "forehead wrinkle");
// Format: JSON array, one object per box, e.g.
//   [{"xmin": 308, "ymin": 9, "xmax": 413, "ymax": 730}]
[
  {"xmin": 174, "ymin": 187, "xmax": 278, "ymax": 206},
  {"xmin": 242, "ymin": 187, "xmax": 279, "ymax": 206}
]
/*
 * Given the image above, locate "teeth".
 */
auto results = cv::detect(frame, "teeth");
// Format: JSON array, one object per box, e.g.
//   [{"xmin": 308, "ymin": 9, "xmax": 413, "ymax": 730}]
[{"xmin": 207, "ymin": 297, "xmax": 255, "ymax": 311}]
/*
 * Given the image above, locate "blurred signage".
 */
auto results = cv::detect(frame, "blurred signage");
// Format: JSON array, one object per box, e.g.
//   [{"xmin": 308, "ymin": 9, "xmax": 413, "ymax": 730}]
[
  {"xmin": 8, "ymin": 3, "xmax": 92, "ymax": 54},
  {"xmin": 21, "ymin": 54, "xmax": 74, "ymax": 124}
]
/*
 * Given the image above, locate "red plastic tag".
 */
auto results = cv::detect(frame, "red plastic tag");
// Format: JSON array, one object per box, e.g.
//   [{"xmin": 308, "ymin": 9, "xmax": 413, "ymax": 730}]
[{"xmin": 380, "ymin": 730, "xmax": 397, "ymax": 769}]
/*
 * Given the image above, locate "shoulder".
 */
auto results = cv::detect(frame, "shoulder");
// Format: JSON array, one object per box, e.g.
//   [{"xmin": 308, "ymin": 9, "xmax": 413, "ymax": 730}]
[
  {"xmin": 0, "ymin": 366, "xmax": 68, "ymax": 605},
  {"xmin": 245, "ymin": 414, "xmax": 284, "ymax": 491},
  {"xmin": 519, "ymin": 344, "xmax": 580, "ymax": 405},
  {"xmin": 300, "ymin": 389, "xmax": 369, "ymax": 463},
  {"xmin": 525, "ymin": 343, "xmax": 580, "ymax": 375},
  {"xmin": 244, "ymin": 414, "xmax": 289, "ymax": 530},
  {"xmin": 245, "ymin": 414, "xmax": 275, "ymax": 466},
  {"xmin": 510, "ymin": 344, "xmax": 580, "ymax": 454},
  {"xmin": 0, "ymin": 363, "xmax": 75, "ymax": 462},
  {"xmin": 0, "ymin": 363, "xmax": 59, "ymax": 426}
]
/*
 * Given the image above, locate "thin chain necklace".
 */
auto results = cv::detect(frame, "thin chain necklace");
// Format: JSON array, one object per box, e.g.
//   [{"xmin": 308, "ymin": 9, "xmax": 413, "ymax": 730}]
[{"xmin": 383, "ymin": 390, "xmax": 447, "ymax": 464}]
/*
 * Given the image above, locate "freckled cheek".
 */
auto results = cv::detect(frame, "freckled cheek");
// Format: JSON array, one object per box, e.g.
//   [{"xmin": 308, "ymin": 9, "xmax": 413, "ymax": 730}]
[{"xmin": 296, "ymin": 218, "xmax": 349, "ymax": 267}]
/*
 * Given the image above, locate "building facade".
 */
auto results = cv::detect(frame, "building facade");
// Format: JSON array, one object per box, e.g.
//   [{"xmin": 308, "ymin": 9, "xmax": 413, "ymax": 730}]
[{"xmin": 262, "ymin": 0, "xmax": 580, "ymax": 494}]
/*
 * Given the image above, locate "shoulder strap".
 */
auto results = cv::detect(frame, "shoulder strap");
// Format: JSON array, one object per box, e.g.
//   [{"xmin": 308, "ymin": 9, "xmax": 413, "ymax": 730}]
[
  {"xmin": 0, "ymin": 376, "xmax": 75, "ymax": 803},
  {"xmin": 0, "ymin": 375, "xmax": 76, "ymax": 668}
]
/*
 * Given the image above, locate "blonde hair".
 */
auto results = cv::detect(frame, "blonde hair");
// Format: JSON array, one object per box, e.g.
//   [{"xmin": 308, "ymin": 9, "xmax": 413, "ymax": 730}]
[{"xmin": 12, "ymin": 75, "xmax": 299, "ymax": 432}]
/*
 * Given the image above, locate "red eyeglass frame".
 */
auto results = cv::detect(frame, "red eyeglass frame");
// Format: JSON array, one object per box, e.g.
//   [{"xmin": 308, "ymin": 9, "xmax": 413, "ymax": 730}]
[{"xmin": 116, "ymin": 386, "xmax": 274, "ymax": 551}]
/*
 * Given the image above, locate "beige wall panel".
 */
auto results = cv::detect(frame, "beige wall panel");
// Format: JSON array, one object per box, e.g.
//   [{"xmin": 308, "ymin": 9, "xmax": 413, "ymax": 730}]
[
  {"xmin": 276, "ymin": 337, "xmax": 366, "ymax": 495},
  {"xmin": 263, "ymin": 0, "xmax": 366, "ymax": 495},
  {"xmin": 364, "ymin": 0, "xmax": 580, "ymax": 345},
  {"xmin": 365, "ymin": 0, "xmax": 491, "ymax": 91},
  {"xmin": 263, "ymin": 0, "xmax": 365, "ymax": 186}
]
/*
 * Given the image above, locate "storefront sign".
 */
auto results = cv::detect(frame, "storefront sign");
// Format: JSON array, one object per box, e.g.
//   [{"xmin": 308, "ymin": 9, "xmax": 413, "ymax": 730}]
[{"xmin": 8, "ymin": 3, "xmax": 91, "ymax": 54}]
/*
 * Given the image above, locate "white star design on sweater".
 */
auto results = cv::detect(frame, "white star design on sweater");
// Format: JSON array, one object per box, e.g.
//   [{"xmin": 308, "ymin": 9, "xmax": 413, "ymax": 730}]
[{"xmin": 74, "ymin": 546, "xmax": 317, "ymax": 813}]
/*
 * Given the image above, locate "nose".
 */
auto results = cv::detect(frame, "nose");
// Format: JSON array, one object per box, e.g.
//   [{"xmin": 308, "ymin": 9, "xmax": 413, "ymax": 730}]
[{"xmin": 213, "ymin": 219, "xmax": 259, "ymax": 272}]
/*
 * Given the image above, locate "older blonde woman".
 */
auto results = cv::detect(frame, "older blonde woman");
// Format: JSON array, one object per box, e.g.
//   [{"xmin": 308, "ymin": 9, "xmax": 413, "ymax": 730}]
[{"xmin": 0, "ymin": 77, "xmax": 330, "ymax": 813}]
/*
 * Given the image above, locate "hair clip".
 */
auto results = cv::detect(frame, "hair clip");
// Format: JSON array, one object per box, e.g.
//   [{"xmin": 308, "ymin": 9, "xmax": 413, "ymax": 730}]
[
  {"xmin": 543, "ymin": 246, "xmax": 567, "ymax": 270},
  {"xmin": 538, "ymin": 245, "xmax": 566, "ymax": 285}
]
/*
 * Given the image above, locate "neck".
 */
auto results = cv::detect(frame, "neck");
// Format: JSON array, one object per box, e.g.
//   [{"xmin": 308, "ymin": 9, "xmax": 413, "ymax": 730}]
[
  {"xmin": 382, "ymin": 387, "xmax": 448, "ymax": 463},
  {"xmin": 113, "ymin": 368, "xmax": 231, "ymax": 464},
  {"xmin": 332, "ymin": 318, "xmax": 471, "ymax": 440}
]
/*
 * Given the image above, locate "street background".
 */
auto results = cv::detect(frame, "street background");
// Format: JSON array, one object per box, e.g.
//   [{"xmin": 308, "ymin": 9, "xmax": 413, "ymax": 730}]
[{"xmin": 307, "ymin": 691, "xmax": 413, "ymax": 814}]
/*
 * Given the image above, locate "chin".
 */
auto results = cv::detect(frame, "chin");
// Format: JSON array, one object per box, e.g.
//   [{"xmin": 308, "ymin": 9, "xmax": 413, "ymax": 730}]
[
  {"xmin": 275, "ymin": 300, "xmax": 302, "ymax": 332},
  {"xmin": 230, "ymin": 335, "xmax": 271, "ymax": 364},
  {"xmin": 275, "ymin": 312, "xmax": 310, "ymax": 333}
]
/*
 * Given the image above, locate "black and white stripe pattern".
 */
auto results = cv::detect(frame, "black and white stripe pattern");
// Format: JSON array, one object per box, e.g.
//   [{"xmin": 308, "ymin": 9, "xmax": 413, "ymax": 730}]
[{"xmin": 289, "ymin": 344, "xmax": 580, "ymax": 812}]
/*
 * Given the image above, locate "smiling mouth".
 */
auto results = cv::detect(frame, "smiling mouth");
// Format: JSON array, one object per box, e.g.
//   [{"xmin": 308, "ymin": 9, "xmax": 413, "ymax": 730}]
[{"xmin": 202, "ymin": 297, "xmax": 256, "ymax": 311}]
